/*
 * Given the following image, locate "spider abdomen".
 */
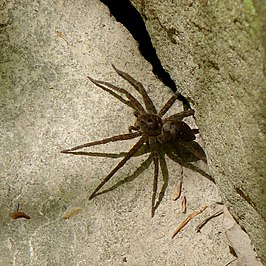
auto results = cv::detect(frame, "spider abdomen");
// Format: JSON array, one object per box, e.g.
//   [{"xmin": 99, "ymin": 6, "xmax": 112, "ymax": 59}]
[{"xmin": 162, "ymin": 119, "xmax": 196, "ymax": 142}]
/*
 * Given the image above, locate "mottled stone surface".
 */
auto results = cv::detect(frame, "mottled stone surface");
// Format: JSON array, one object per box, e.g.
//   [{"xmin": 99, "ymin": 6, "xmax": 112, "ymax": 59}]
[
  {"xmin": 131, "ymin": 0, "xmax": 265, "ymax": 263},
  {"xmin": 0, "ymin": 0, "xmax": 243, "ymax": 265}
]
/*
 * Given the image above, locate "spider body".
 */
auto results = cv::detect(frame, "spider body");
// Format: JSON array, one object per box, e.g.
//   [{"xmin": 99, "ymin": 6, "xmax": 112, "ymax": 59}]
[
  {"xmin": 161, "ymin": 117, "xmax": 196, "ymax": 142},
  {"xmin": 62, "ymin": 65, "xmax": 209, "ymax": 216},
  {"xmin": 131, "ymin": 113, "xmax": 163, "ymax": 137}
]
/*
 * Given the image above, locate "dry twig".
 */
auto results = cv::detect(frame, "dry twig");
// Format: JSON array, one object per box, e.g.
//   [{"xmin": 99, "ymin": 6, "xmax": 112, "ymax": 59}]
[
  {"xmin": 172, "ymin": 205, "xmax": 208, "ymax": 238},
  {"xmin": 56, "ymin": 31, "xmax": 69, "ymax": 44},
  {"xmin": 195, "ymin": 208, "xmax": 223, "ymax": 232},
  {"xmin": 171, "ymin": 180, "xmax": 182, "ymax": 201},
  {"xmin": 181, "ymin": 195, "xmax": 187, "ymax": 213},
  {"xmin": 10, "ymin": 211, "xmax": 31, "ymax": 220},
  {"xmin": 63, "ymin": 207, "xmax": 81, "ymax": 219}
]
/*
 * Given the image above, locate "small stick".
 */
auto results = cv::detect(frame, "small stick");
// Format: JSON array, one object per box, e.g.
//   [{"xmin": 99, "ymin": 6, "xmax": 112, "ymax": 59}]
[
  {"xmin": 10, "ymin": 203, "xmax": 31, "ymax": 220},
  {"xmin": 172, "ymin": 167, "xmax": 184, "ymax": 201},
  {"xmin": 63, "ymin": 207, "xmax": 81, "ymax": 219},
  {"xmin": 195, "ymin": 208, "xmax": 223, "ymax": 232},
  {"xmin": 171, "ymin": 180, "xmax": 182, "ymax": 201},
  {"xmin": 225, "ymin": 258, "xmax": 237, "ymax": 266},
  {"xmin": 56, "ymin": 31, "xmax": 69, "ymax": 44},
  {"xmin": 181, "ymin": 195, "xmax": 187, "ymax": 213},
  {"xmin": 10, "ymin": 211, "xmax": 31, "ymax": 220},
  {"xmin": 172, "ymin": 205, "xmax": 208, "ymax": 239}
]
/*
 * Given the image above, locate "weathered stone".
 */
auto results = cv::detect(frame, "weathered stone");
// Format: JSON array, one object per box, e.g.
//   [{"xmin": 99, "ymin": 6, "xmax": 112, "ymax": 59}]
[{"xmin": 131, "ymin": 0, "xmax": 265, "ymax": 262}]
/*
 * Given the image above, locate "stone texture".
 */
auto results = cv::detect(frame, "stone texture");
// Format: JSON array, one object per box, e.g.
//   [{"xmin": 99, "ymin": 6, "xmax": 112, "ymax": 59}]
[
  {"xmin": 0, "ymin": 0, "xmax": 237, "ymax": 265},
  {"xmin": 131, "ymin": 0, "xmax": 265, "ymax": 263}
]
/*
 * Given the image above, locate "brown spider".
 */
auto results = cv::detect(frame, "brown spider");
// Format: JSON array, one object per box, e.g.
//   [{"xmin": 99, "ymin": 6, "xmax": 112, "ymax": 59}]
[{"xmin": 61, "ymin": 65, "xmax": 212, "ymax": 216}]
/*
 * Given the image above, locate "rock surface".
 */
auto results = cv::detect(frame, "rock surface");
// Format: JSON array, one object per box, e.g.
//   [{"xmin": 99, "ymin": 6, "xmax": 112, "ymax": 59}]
[
  {"xmin": 1, "ymin": 0, "xmax": 262, "ymax": 265},
  {"xmin": 131, "ymin": 0, "xmax": 265, "ymax": 263}
]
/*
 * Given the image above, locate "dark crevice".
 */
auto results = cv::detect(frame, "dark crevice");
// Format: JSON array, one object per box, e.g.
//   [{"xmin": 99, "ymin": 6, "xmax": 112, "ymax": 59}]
[{"xmin": 99, "ymin": 0, "xmax": 190, "ymax": 110}]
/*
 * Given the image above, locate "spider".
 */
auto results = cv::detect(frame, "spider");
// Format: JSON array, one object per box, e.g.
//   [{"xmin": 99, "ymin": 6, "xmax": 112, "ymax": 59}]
[{"xmin": 61, "ymin": 65, "xmax": 212, "ymax": 216}]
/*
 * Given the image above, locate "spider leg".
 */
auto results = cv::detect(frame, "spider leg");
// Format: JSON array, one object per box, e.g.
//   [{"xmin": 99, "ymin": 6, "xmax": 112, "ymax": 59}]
[
  {"xmin": 60, "ymin": 151, "xmax": 127, "ymax": 158},
  {"xmin": 149, "ymin": 138, "xmax": 159, "ymax": 217},
  {"xmin": 89, "ymin": 136, "xmax": 146, "ymax": 200},
  {"xmin": 61, "ymin": 142, "xmax": 151, "ymax": 158},
  {"xmin": 158, "ymin": 93, "xmax": 179, "ymax": 117},
  {"xmin": 88, "ymin": 79, "xmax": 135, "ymax": 110},
  {"xmin": 179, "ymin": 141, "xmax": 207, "ymax": 164},
  {"xmin": 153, "ymin": 152, "xmax": 169, "ymax": 213},
  {"xmin": 165, "ymin": 109, "xmax": 195, "ymax": 121},
  {"xmin": 112, "ymin": 65, "xmax": 157, "ymax": 114},
  {"xmin": 128, "ymin": 125, "xmax": 140, "ymax": 133},
  {"xmin": 166, "ymin": 151, "xmax": 215, "ymax": 184},
  {"xmin": 96, "ymin": 153, "xmax": 153, "ymax": 198},
  {"xmin": 192, "ymin": 129, "xmax": 199, "ymax": 135},
  {"xmin": 151, "ymin": 151, "xmax": 159, "ymax": 217},
  {"xmin": 61, "ymin": 132, "xmax": 141, "ymax": 152},
  {"xmin": 88, "ymin": 76, "xmax": 146, "ymax": 114}
]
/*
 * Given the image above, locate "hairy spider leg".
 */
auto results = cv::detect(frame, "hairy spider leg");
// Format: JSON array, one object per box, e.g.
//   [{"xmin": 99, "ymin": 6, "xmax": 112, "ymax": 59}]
[
  {"xmin": 158, "ymin": 93, "xmax": 179, "ymax": 117},
  {"xmin": 192, "ymin": 129, "xmax": 199, "ymax": 135},
  {"xmin": 60, "ymin": 151, "xmax": 126, "ymax": 158},
  {"xmin": 87, "ymin": 78, "xmax": 135, "ymax": 110},
  {"xmin": 166, "ymin": 109, "xmax": 195, "ymax": 121},
  {"xmin": 149, "ymin": 138, "xmax": 159, "ymax": 217},
  {"xmin": 151, "ymin": 152, "xmax": 159, "ymax": 217},
  {"xmin": 95, "ymin": 153, "xmax": 154, "ymax": 198},
  {"xmin": 89, "ymin": 136, "xmax": 147, "ymax": 200},
  {"xmin": 151, "ymin": 152, "xmax": 170, "ymax": 216},
  {"xmin": 112, "ymin": 65, "xmax": 157, "ymax": 114},
  {"xmin": 88, "ymin": 76, "xmax": 146, "ymax": 114},
  {"xmin": 166, "ymin": 151, "xmax": 215, "ymax": 183},
  {"xmin": 61, "ymin": 132, "xmax": 141, "ymax": 152},
  {"xmin": 62, "ymin": 142, "xmax": 151, "ymax": 158},
  {"xmin": 178, "ymin": 141, "xmax": 207, "ymax": 164}
]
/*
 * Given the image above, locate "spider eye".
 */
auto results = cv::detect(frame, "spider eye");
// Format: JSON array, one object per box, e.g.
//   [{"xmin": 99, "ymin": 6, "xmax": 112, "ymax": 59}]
[{"xmin": 169, "ymin": 122, "xmax": 175, "ymax": 130}]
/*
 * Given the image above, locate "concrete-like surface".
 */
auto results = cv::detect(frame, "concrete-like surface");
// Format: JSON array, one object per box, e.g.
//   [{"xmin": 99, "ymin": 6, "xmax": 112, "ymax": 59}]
[
  {"xmin": 0, "ymin": 1, "xmax": 243, "ymax": 265},
  {"xmin": 131, "ymin": 0, "xmax": 266, "ymax": 263}
]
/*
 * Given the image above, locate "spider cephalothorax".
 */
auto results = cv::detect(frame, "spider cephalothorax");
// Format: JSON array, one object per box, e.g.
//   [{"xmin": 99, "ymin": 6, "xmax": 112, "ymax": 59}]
[
  {"xmin": 131, "ymin": 113, "xmax": 163, "ymax": 137},
  {"xmin": 62, "ymin": 65, "xmax": 209, "ymax": 216}
]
